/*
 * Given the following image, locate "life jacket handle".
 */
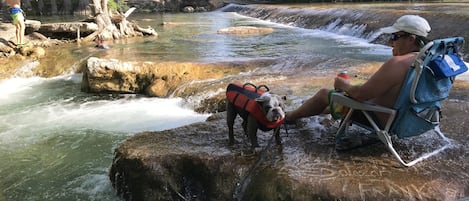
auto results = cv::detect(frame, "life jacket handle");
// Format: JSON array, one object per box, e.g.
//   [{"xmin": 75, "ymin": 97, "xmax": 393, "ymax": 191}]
[{"xmin": 243, "ymin": 83, "xmax": 270, "ymax": 93}]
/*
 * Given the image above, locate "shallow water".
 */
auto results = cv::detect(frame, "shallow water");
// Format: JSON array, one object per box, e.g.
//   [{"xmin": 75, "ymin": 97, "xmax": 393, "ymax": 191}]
[{"xmin": 1, "ymin": 4, "xmax": 468, "ymax": 201}]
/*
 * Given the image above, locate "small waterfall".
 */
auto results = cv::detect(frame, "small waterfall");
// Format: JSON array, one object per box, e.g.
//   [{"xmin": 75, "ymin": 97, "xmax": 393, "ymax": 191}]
[{"xmin": 220, "ymin": 4, "xmax": 387, "ymax": 42}]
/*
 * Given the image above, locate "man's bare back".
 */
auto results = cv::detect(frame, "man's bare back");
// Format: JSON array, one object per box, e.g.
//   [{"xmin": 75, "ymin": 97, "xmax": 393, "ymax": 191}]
[{"xmin": 6, "ymin": 0, "xmax": 21, "ymax": 8}]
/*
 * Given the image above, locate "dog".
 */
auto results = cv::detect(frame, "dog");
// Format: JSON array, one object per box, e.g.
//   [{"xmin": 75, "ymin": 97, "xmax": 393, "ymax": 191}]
[{"xmin": 226, "ymin": 83, "xmax": 286, "ymax": 148}]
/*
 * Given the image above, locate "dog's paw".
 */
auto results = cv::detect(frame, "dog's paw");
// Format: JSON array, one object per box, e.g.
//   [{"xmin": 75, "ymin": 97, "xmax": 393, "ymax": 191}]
[
  {"xmin": 275, "ymin": 138, "xmax": 282, "ymax": 145},
  {"xmin": 283, "ymin": 118, "xmax": 307, "ymax": 128},
  {"xmin": 254, "ymin": 147, "xmax": 263, "ymax": 153}
]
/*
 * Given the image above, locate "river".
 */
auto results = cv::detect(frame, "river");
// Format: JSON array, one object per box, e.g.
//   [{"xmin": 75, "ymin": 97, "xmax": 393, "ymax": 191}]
[{"xmin": 1, "ymin": 3, "xmax": 468, "ymax": 201}]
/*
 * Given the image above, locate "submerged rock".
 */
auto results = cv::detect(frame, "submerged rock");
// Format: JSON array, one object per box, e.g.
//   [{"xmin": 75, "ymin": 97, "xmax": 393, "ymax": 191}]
[
  {"xmin": 109, "ymin": 102, "xmax": 469, "ymax": 200},
  {"xmin": 217, "ymin": 26, "xmax": 274, "ymax": 35}
]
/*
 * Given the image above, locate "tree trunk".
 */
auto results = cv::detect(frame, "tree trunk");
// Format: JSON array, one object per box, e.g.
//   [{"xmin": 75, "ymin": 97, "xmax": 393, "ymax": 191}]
[
  {"xmin": 71, "ymin": 0, "xmax": 156, "ymax": 43},
  {"xmin": 89, "ymin": 0, "xmax": 145, "ymax": 41},
  {"xmin": 92, "ymin": 0, "xmax": 118, "ymax": 39}
]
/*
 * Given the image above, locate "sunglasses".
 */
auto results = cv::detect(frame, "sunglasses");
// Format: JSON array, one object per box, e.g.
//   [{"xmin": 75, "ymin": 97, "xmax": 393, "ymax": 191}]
[{"xmin": 390, "ymin": 33, "xmax": 410, "ymax": 41}]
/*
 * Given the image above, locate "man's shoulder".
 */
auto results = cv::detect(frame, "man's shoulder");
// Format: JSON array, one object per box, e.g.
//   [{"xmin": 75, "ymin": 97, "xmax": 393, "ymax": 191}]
[{"xmin": 385, "ymin": 53, "xmax": 416, "ymax": 67}]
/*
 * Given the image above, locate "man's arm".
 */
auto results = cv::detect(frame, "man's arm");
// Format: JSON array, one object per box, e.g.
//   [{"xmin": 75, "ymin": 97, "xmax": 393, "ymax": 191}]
[{"xmin": 336, "ymin": 56, "xmax": 405, "ymax": 102}]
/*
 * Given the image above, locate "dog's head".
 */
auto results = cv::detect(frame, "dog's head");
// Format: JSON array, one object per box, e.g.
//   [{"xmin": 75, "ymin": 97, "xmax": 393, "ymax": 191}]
[{"xmin": 255, "ymin": 92, "xmax": 286, "ymax": 122}]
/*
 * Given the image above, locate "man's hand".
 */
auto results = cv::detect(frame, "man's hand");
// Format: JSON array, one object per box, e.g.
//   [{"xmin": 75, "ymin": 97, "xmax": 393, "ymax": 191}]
[{"xmin": 334, "ymin": 77, "xmax": 350, "ymax": 92}]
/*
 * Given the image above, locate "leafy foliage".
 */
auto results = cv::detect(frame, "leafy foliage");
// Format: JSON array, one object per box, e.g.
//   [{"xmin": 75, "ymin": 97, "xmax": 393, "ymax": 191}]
[{"xmin": 108, "ymin": 0, "xmax": 129, "ymax": 13}]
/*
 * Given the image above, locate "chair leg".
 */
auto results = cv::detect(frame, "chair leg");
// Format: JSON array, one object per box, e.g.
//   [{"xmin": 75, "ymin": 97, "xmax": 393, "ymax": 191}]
[
  {"xmin": 379, "ymin": 126, "xmax": 451, "ymax": 167},
  {"xmin": 335, "ymin": 108, "xmax": 450, "ymax": 167},
  {"xmin": 336, "ymin": 109, "xmax": 382, "ymax": 150},
  {"xmin": 335, "ymin": 109, "xmax": 354, "ymax": 146}
]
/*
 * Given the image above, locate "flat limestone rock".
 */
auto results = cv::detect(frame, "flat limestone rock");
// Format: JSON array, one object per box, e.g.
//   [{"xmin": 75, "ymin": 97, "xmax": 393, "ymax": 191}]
[
  {"xmin": 217, "ymin": 26, "xmax": 274, "ymax": 35},
  {"xmin": 81, "ymin": 57, "xmax": 265, "ymax": 97},
  {"xmin": 109, "ymin": 105, "xmax": 469, "ymax": 201},
  {"xmin": 40, "ymin": 22, "xmax": 98, "ymax": 33}
]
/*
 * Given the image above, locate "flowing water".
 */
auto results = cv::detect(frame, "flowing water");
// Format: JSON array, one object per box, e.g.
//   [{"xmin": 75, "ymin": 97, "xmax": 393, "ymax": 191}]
[{"xmin": 1, "ymin": 4, "xmax": 468, "ymax": 201}]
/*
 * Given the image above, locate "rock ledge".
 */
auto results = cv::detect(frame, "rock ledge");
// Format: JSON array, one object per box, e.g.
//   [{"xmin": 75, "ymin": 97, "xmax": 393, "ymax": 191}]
[{"xmin": 109, "ymin": 108, "xmax": 469, "ymax": 201}]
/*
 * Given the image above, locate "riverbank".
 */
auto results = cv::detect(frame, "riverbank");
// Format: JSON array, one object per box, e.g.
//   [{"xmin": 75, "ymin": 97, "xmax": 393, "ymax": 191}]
[{"xmin": 0, "ymin": 22, "xmax": 75, "ymax": 79}]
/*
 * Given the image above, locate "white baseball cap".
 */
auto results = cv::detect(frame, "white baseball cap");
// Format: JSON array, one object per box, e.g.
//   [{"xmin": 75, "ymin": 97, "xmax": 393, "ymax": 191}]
[{"xmin": 381, "ymin": 15, "xmax": 431, "ymax": 37}]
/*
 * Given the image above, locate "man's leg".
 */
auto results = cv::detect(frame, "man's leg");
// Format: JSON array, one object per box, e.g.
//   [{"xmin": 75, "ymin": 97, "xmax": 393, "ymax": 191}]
[
  {"xmin": 16, "ymin": 13, "xmax": 25, "ymax": 45},
  {"xmin": 286, "ymin": 88, "xmax": 331, "ymax": 120}
]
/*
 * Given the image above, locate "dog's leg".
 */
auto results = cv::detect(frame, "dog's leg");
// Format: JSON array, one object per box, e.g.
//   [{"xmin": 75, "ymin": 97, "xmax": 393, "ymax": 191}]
[
  {"xmin": 242, "ymin": 120, "xmax": 248, "ymax": 137},
  {"xmin": 274, "ymin": 127, "xmax": 282, "ymax": 145},
  {"xmin": 247, "ymin": 115, "xmax": 260, "ymax": 148},
  {"xmin": 226, "ymin": 102, "xmax": 236, "ymax": 145}
]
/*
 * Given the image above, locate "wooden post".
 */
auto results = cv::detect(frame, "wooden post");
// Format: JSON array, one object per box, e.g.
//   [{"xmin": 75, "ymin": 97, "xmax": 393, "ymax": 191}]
[{"xmin": 77, "ymin": 26, "xmax": 81, "ymax": 43}]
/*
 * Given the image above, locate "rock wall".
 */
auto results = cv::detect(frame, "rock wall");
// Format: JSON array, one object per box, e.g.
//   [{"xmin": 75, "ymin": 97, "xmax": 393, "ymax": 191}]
[{"xmin": 81, "ymin": 57, "xmax": 269, "ymax": 98}]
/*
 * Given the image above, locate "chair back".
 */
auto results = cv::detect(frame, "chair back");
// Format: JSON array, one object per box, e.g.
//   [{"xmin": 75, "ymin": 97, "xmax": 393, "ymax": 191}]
[{"xmin": 391, "ymin": 37, "xmax": 467, "ymax": 138}]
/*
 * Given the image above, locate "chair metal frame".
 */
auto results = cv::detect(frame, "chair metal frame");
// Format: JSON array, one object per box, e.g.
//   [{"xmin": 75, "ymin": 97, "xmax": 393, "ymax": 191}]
[{"xmin": 330, "ymin": 37, "xmax": 465, "ymax": 167}]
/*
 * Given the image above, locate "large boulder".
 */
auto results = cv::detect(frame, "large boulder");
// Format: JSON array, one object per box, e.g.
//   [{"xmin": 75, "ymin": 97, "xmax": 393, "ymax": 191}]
[
  {"xmin": 25, "ymin": 20, "xmax": 42, "ymax": 34},
  {"xmin": 109, "ymin": 100, "xmax": 469, "ymax": 201},
  {"xmin": 81, "ymin": 57, "xmax": 263, "ymax": 97}
]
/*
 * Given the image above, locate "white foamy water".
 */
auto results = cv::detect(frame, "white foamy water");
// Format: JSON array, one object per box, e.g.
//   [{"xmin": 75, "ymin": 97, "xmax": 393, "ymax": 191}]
[
  {"xmin": 0, "ymin": 74, "xmax": 209, "ymax": 147},
  {"xmin": 457, "ymin": 62, "xmax": 469, "ymax": 81},
  {"xmin": 0, "ymin": 76, "xmax": 45, "ymax": 101},
  {"xmin": 0, "ymin": 74, "xmax": 208, "ymax": 201}
]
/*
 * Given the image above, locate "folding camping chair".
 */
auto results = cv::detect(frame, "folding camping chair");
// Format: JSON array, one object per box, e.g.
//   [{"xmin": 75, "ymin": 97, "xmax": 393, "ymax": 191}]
[{"xmin": 330, "ymin": 37, "xmax": 467, "ymax": 167}]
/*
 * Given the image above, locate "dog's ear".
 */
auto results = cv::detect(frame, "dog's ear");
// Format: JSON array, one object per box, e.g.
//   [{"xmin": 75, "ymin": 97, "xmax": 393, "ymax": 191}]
[
  {"xmin": 281, "ymin": 95, "xmax": 287, "ymax": 101},
  {"xmin": 255, "ymin": 92, "xmax": 272, "ymax": 103},
  {"xmin": 255, "ymin": 95, "xmax": 268, "ymax": 103}
]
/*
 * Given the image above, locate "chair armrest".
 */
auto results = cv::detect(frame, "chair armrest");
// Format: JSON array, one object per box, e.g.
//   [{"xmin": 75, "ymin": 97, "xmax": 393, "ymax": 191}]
[{"xmin": 330, "ymin": 93, "xmax": 396, "ymax": 115}]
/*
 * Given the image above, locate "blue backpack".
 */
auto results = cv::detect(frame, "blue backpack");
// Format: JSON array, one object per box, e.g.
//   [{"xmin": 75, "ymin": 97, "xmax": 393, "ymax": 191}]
[{"xmin": 392, "ymin": 37, "xmax": 467, "ymax": 138}]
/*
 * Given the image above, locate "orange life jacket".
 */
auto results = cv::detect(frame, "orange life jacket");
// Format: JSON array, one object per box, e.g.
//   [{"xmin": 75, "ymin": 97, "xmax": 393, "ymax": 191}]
[{"xmin": 226, "ymin": 83, "xmax": 284, "ymax": 131}]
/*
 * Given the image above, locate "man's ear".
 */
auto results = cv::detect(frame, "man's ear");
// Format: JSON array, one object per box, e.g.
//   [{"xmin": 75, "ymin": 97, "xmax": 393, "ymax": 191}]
[{"xmin": 409, "ymin": 34, "xmax": 417, "ymax": 43}]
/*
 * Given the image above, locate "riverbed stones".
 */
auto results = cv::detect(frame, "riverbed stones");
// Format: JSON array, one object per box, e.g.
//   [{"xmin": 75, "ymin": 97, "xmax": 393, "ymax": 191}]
[
  {"xmin": 18, "ymin": 45, "xmax": 46, "ymax": 59},
  {"xmin": 183, "ymin": 6, "xmax": 195, "ymax": 13}
]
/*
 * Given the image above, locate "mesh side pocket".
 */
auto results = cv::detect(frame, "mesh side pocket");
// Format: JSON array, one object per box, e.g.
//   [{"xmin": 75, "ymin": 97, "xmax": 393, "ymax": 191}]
[{"xmin": 392, "ymin": 106, "xmax": 438, "ymax": 138}]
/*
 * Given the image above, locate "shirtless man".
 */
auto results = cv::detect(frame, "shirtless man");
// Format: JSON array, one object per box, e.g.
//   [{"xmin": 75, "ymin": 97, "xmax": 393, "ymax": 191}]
[
  {"xmin": 6, "ymin": 0, "xmax": 26, "ymax": 45},
  {"xmin": 285, "ymin": 15, "xmax": 432, "ymax": 126}
]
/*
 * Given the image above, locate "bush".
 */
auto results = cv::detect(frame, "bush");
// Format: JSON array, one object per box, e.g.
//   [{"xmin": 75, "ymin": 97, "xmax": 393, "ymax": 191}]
[{"xmin": 108, "ymin": 0, "xmax": 129, "ymax": 13}]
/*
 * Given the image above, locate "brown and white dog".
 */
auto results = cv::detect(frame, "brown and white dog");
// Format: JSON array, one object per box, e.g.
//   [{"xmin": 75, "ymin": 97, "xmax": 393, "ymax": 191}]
[{"xmin": 226, "ymin": 88, "xmax": 286, "ymax": 148}]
